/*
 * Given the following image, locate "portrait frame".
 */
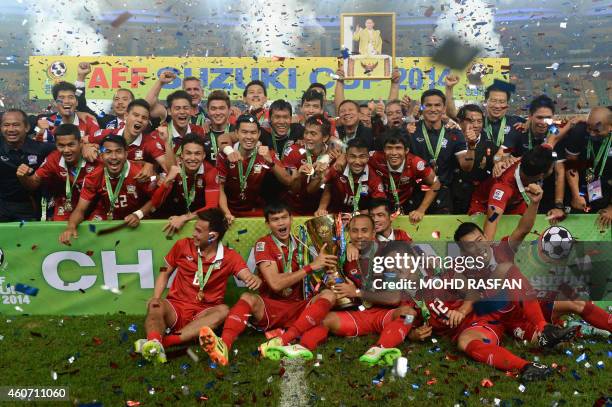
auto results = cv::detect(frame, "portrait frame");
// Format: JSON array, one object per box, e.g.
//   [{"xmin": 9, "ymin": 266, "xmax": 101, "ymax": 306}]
[{"xmin": 340, "ymin": 12, "xmax": 396, "ymax": 80}]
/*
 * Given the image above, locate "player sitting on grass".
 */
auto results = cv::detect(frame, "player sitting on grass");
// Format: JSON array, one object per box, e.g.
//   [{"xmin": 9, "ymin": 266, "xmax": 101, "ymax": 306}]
[
  {"xmin": 199, "ymin": 202, "xmax": 338, "ymax": 365},
  {"xmin": 135, "ymin": 208, "xmax": 261, "ymax": 363}
]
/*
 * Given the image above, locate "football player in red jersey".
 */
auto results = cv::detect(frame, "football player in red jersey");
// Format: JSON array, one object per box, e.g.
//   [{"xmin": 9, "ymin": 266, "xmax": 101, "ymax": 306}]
[
  {"xmin": 153, "ymin": 134, "xmax": 220, "ymax": 233},
  {"xmin": 368, "ymin": 198, "xmax": 412, "ymax": 242},
  {"xmin": 369, "ymin": 130, "xmax": 440, "ymax": 222},
  {"xmin": 16, "ymin": 124, "xmax": 97, "ymax": 220},
  {"xmin": 58, "ymin": 135, "xmax": 157, "ymax": 245},
  {"xmin": 135, "ymin": 208, "xmax": 261, "ymax": 363},
  {"xmin": 91, "ymin": 99, "xmax": 168, "ymax": 170},
  {"xmin": 217, "ymin": 115, "xmax": 295, "ymax": 220},
  {"xmin": 36, "ymin": 81, "xmax": 99, "ymax": 143},
  {"xmin": 198, "ymin": 202, "xmax": 338, "ymax": 365},
  {"xmin": 289, "ymin": 215, "xmax": 417, "ymax": 366},
  {"xmin": 316, "ymin": 137, "xmax": 386, "ymax": 216},
  {"xmin": 243, "ymin": 80, "xmax": 269, "ymax": 123}
]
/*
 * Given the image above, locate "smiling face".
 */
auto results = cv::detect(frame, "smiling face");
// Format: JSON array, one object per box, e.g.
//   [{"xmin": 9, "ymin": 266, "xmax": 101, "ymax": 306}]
[
  {"xmin": 237, "ymin": 122, "xmax": 260, "ymax": 151},
  {"xmin": 385, "ymin": 102, "xmax": 403, "ymax": 128},
  {"xmin": 208, "ymin": 100, "xmax": 230, "ymax": 128},
  {"xmin": 180, "ymin": 142, "xmax": 205, "ymax": 173},
  {"xmin": 301, "ymin": 99, "xmax": 323, "ymax": 119},
  {"xmin": 359, "ymin": 106, "xmax": 372, "ymax": 127},
  {"xmin": 1, "ymin": 111, "xmax": 28, "ymax": 145},
  {"xmin": 303, "ymin": 123, "xmax": 327, "ymax": 151},
  {"xmin": 266, "ymin": 209, "xmax": 292, "ymax": 242},
  {"xmin": 347, "ymin": 146, "xmax": 369, "ymax": 174},
  {"xmin": 101, "ymin": 141, "xmax": 127, "ymax": 177},
  {"xmin": 460, "ymin": 110, "xmax": 484, "ymax": 135},
  {"xmin": 369, "ymin": 204, "xmax": 391, "ymax": 234},
  {"xmin": 244, "ymin": 84, "xmax": 267, "ymax": 109},
  {"xmin": 530, "ymin": 107, "xmax": 554, "ymax": 136},
  {"xmin": 459, "ymin": 229, "xmax": 492, "ymax": 267},
  {"xmin": 192, "ymin": 219, "xmax": 212, "ymax": 249},
  {"xmin": 383, "ymin": 142, "xmax": 406, "ymax": 169},
  {"xmin": 349, "ymin": 216, "xmax": 376, "ymax": 250},
  {"xmin": 422, "ymin": 95, "xmax": 445, "ymax": 124},
  {"xmin": 485, "ymin": 90, "xmax": 509, "ymax": 120},
  {"xmin": 56, "ymin": 90, "xmax": 77, "ymax": 117},
  {"xmin": 183, "ymin": 79, "xmax": 203, "ymax": 106},
  {"xmin": 169, "ymin": 97, "xmax": 192, "ymax": 130},
  {"xmin": 125, "ymin": 105, "xmax": 149, "ymax": 137},
  {"xmin": 270, "ymin": 108, "xmax": 291, "ymax": 137},
  {"xmin": 365, "ymin": 19, "xmax": 375, "ymax": 29},
  {"xmin": 339, "ymin": 102, "xmax": 359, "ymax": 128},
  {"xmin": 112, "ymin": 90, "xmax": 134, "ymax": 117},
  {"xmin": 56, "ymin": 134, "xmax": 82, "ymax": 165}
]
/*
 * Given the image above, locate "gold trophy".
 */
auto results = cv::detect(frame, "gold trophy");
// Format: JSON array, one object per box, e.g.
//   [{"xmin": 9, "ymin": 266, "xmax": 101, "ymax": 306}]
[{"xmin": 305, "ymin": 215, "xmax": 356, "ymax": 309}]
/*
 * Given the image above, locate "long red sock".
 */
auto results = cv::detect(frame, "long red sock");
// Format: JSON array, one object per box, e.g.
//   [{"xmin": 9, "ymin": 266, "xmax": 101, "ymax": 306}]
[
  {"xmin": 581, "ymin": 302, "xmax": 612, "ymax": 332},
  {"xmin": 221, "ymin": 299, "xmax": 253, "ymax": 350},
  {"xmin": 376, "ymin": 318, "xmax": 412, "ymax": 348},
  {"xmin": 147, "ymin": 331, "xmax": 162, "ymax": 341},
  {"xmin": 521, "ymin": 300, "xmax": 547, "ymax": 331},
  {"xmin": 299, "ymin": 325, "xmax": 329, "ymax": 351},
  {"xmin": 280, "ymin": 298, "xmax": 332, "ymax": 345},
  {"xmin": 464, "ymin": 339, "xmax": 529, "ymax": 371},
  {"xmin": 162, "ymin": 334, "xmax": 182, "ymax": 347}
]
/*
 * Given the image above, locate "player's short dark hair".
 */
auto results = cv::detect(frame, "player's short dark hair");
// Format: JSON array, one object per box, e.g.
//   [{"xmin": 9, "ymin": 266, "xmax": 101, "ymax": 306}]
[
  {"xmin": 457, "ymin": 104, "xmax": 484, "ymax": 122},
  {"xmin": 197, "ymin": 208, "xmax": 229, "ymax": 240},
  {"xmin": 181, "ymin": 133, "xmax": 205, "ymax": 150},
  {"xmin": 235, "ymin": 114, "xmax": 261, "ymax": 131},
  {"xmin": 484, "ymin": 84, "xmax": 511, "ymax": 101},
  {"xmin": 55, "ymin": 123, "xmax": 81, "ymax": 141},
  {"xmin": 386, "ymin": 99, "xmax": 402, "ymax": 108},
  {"xmin": 127, "ymin": 99, "xmax": 151, "ymax": 113},
  {"xmin": 100, "ymin": 134, "xmax": 127, "ymax": 149},
  {"xmin": 359, "ymin": 103, "xmax": 370, "ymax": 109},
  {"xmin": 243, "ymin": 80, "xmax": 267, "ymax": 97},
  {"xmin": 346, "ymin": 136, "xmax": 370, "ymax": 152},
  {"xmin": 183, "ymin": 76, "xmax": 201, "ymax": 85},
  {"xmin": 382, "ymin": 128, "xmax": 408, "ymax": 148},
  {"xmin": 1, "ymin": 108, "xmax": 29, "ymax": 126},
  {"xmin": 116, "ymin": 88, "xmax": 135, "ymax": 100},
  {"xmin": 307, "ymin": 82, "xmax": 327, "ymax": 95},
  {"xmin": 521, "ymin": 145, "xmax": 555, "ymax": 177},
  {"xmin": 453, "ymin": 222, "xmax": 484, "ymax": 242},
  {"xmin": 529, "ymin": 94, "xmax": 555, "ymax": 115},
  {"xmin": 166, "ymin": 90, "xmax": 192, "ymax": 107},
  {"xmin": 368, "ymin": 198, "xmax": 394, "ymax": 215},
  {"xmin": 338, "ymin": 99, "xmax": 360, "ymax": 111},
  {"xmin": 264, "ymin": 201, "xmax": 292, "ymax": 221},
  {"xmin": 269, "ymin": 99, "xmax": 292, "ymax": 117},
  {"xmin": 52, "ymin": 81, "xmax": 77, "ymax": 100},
  {"xmin": 304, "ymin": 114, "xmax": 331, "ymax": 137},
  {"xmin": 301, "ymin": 89, "xmax": 324, "ymax": 107},
  {"xmin": 349, "ymin": 213, "xmax": 375, "ymax": 230},
  {"xmin": 420, "ymin": 89, "xmax": 446, "ymax": 105},
  {"xmin": 207, "ymin": 90, "xmax": 231, "ymax": 108}
]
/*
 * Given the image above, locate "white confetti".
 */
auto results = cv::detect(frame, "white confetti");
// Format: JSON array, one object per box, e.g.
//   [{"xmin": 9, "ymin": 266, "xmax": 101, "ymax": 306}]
[
  {"xmin": 592, "ymin": 71, "xmax": 600, "ymax": 78},
  {"xmin": 518, "ymin": 384, "xmax": 526, "ymax": 393},
  {"xmin": 560, "ymin": 22, "xmax": 567, "ymax": 28}
]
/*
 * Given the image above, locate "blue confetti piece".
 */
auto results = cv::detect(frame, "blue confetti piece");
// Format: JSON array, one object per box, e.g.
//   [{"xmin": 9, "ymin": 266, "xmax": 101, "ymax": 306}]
[
  {"xmin": 576, "ymin": 353, "xmax": 586, "ymax": 363},
  {"xmin": 89, "ymin": 224, "xmax": 96, "ymax": 233},
  {"xmin": 596, "ymin": 361, "xmax": 604, "ymax": 369},
  {"xmin": 15, "ymin": 283, "xmax": 38, "ymax": 296},
  {"xmin": 411, "ymin": 383, "xmax": 420, "ymax": 389},
  {"xmin": 181, "ymin": 363, "xmax": 191, "ymax": 371},
  {"xmin": 608, "ymin": 351, "xmax": 612, "ymax": 358},
  {"xmin": 571, "ymin": 370, "xmax": 581, "ymax": 380},
  {"xmin": 119, "ymin": 331, "xmax": 128, "ymax": 343},
  {"xmin": 205, "ymin": 380, "xmax": 215, "ymax": 389},
  {"xmin": 334, "ymin": 277, "xmax": 344, "ymax": 284},
  {"xmin": 341, "ymin": 48, "xmax": 350, "ymax": 59},
  {"xmin": 209, "ymin": 361, "xmax": 218, "ymax": 369},
  {"xmin": 549, "ymin": 125, "xmax": 559, "ymax": 135},
  {"xmin": 128, "ymin": 323, "xmax": 137, "ymax": 333},
  {"xmin": 335, "ymin": 347, "xmax": 343, "ymax": 353},
  {"xmin": 463, "ymin": 389, "xmax": 470, "ymax": 397},
  {"xmin": 482, "ymin": 338, "xmax": 491, "ymax": 344},
  {"xmin": 237, "ymin": 229, "xmax": 248, "ymax": 235},
  {"xmin": 565, "ymin": 349, "xmax": 573, "ymax": 356}
]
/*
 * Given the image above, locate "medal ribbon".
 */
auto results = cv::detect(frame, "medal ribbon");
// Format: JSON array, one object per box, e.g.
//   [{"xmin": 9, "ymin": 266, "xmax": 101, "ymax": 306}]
[
  {"xmin": 386, "ymin": 163, "xmax": 401, "ymax": 209},
  {"xmin": 238, "ymin": 150, "xmax": 258, "ymax": 194},
  {"xmin": 421, "ymin": 123, "xmax": 445, "ymax": 161},
  {"xmin": 180, "ymin": 164, "xmax": 197, "ymax": 212},
  {"xmin": 347, "ymin": 170, "xmax": 364, "ymax": 213},
  {"xmin": 271, "ymin": 234, "xmax": 296, "ymax": 274},
  {"xmin": 104, "ymin": 164, "xmax": 128, "ymax": 214},
  {"xmin": 65, "ymin": 157, "xmax": 84, "ymax": 202},
  {"xmin": 587, "ymin": 136, "xmax": 611, "ymax": 180},
  {"xmin": 484, "ymin": 116, "xmax": 506, "ymax": 147},
  {"xmin": 196, "ymin": 247, "xmax": 219, "ymax": 293}
]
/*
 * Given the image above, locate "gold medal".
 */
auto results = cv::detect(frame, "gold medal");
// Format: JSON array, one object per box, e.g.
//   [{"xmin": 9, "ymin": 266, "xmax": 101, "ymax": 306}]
[
  {"xmin": 586, "ymin": 168, "xmax": 595, "ymax": 184},
  {"xmin": 64, "ymin": 201, "xmax": 72, "ymax": 212},
  {"xmin": 107, "ymin": 211, "xmax": 114, "ymax": 220},
  {"xmin": 196, "ymin": 290, "xmax": 205, "ymax": 302}
]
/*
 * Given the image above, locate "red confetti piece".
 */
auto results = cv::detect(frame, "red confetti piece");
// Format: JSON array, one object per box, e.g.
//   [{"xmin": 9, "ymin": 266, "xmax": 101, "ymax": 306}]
[
  {"xmin": 126, "ymin": 401, "xmax": 140, "ymax": 407},
  {"xmin": 426, "ymin": 377, "xmax": 437, "ymax": 385},
  {"xmin": 110, "ymin": 361, "xmax": 119, "ymax": 369},
  {"xmin": 31, "ymin": 245, "xmax": 38, "ymax": 250},
  {"xmin": 445, "ymin": 353, "xmax": 459, "ymax": 361},
  {"xmin": 92, "ymin": 337, "xmax": 103, "ymax": 346},
  {"xmin": 480, "ymin": 378, "xmax": 494, "ymax": 387},
  {"xmin": 86, "ymin": 250, "xmax": 94, "ymax": 256},
  {"xmin": 432, "ymin": 231, "xmax": 440, "ymax": 239}
]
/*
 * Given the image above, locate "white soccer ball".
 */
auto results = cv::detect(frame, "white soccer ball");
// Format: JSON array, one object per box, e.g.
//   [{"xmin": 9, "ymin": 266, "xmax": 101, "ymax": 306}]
[
  {"xmin": 48, "ymin": 61, "xmax": 67, "ymax": 78},
  {"xmin": 540, "ymin": 226, "xmax": 574, "ymax": 260}
]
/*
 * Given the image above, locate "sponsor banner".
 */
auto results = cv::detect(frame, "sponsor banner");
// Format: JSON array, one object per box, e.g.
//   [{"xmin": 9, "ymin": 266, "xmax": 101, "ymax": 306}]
[
  {"xmin": 0, "ymin": 215, "xmax": 608, "ymax": 315},
  {"xmin": 29, "ymin": 56, "xmax": 509, "ymax": 102}
]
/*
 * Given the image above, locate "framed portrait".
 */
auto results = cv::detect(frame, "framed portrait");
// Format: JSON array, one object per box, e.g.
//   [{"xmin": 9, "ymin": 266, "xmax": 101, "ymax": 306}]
[{"xmin": 340, "ymin": 12, "xmax": 396, "ymax": 80}]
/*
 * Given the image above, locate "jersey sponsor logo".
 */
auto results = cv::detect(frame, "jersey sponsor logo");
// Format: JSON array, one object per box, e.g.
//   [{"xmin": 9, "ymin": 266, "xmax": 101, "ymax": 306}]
[
  {"xmin": 254, "ymin": 164, "xmax": 262, "ymax": 174},
  {"xmin": 197, "ymin": 179, "xmax": 203, "ymax": 187},
  {"xmin": 134, "ymin": 150, "xmax": 144, "ymax": 160},
  {"xmin": 256, "ymin": 241, "xmax": 266, "ymax": 252},
  {"xmin": 416, "ymin": 161, "xmax": 425, "ymax": 171},
  {"xmin": 505, "ymin": 126, "xmax": 511, "ymax": 134},
  {"xmin": 27, "ymin": 155, "xmax": 38, "ymax": 165},
  {"xmin": 86, "ymin": 166, "xmax": 94, "ymax": 173},
  {"xmin": 127, "ymin": 185, "xmax": 136, "ymax": 194},
  {"xmin": 377, "ymin": 184, "xmax": 384, "ymax": 192},
  {"xmin": 399, "ymin": 176, "xmax": 410, "ymax": 184},
  {"xmin": 441, "ymin": 139, "xmax": 448, "ymax": 148},
  {"xmin": 1, "ymin": 156, "xmax": 9, "ymax": 161},
  {"xmin": 283, "ymin": 146, "xmax": 293, "ymax": 157},
  {"xmin": 492, "ymin": 189, "xmax": 504, "ymax": 201}
]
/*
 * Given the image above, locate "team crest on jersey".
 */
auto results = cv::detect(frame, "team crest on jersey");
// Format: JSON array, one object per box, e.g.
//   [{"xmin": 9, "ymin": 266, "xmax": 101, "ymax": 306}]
[
  {"xmin": 416, "ymin": 161, "xmax": 425, "ymax": 171},
  {"xmin": 340, "ymin": 177, "xmax": 347, "ymax": 183},
  {"xmin": 377, "ymin": 184, "xmax": 384, "ymax": 192},
  {"xmin": 86, "ymin": 166, "xmax": 94, "ymax": 173},
  {"xmin": 127, "ymin": 185, "xmax": 136, "ymax": 194},
  {"xmin": 256, "ymin": 241, "xmax": 266, "ymax": 252},
  {"xmin": 492, "ymin": 189, "xmax": 504, "ymax": 201},
  {"xmin": 441, "ymin": 139, "xmax": 448, "ymax": 148},
  {"xmin": 298, "ymin": 148, "xmax": 306, "ymax": 155},
  {"xmin": 254, "ymin": 164, "xmax": 262, "ymax": 173},
  {"xmin": 197, "ymin": 179, "xmax": 203, "ymax": 187},
  {"xmin": 57, "ymin": 207, "xmax": 65, "ymax": 216},
  {"xmin": 283, "ymin": 146, "xmax": 293, "ymax": 157},
  {"xmin": 134, "ymin": 150, "xmax": 144, "ymax": 160},
  {"xmin": 229, "ymin": 163, "xmax": 235, "ymax": 169},
  {"xmin": 27, "ymin": 155, "xmax": 38, "ymax": 165}
]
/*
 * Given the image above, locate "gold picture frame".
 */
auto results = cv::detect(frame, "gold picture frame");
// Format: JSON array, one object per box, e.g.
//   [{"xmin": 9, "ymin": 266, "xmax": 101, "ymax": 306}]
[{"xmin": 340, "ymin": 12, "xmax": 396, "ymax": 80}]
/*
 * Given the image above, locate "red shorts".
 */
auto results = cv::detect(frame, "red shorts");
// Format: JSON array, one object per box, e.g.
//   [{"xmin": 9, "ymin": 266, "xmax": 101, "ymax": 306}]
[
  {"xmin": 460, "ymin": 305, "xmax": 537, "ymax": 345},
  {"xmin": 334, "ymin": 307, "xmax": 396, "ymax": 337},
  {"xmin": 167, "ymin": 299, "xmax": 217, "ymax": 332},
  {"xmin": 255, "ymin": 297, "xmax": 309, "ymax": 331}
]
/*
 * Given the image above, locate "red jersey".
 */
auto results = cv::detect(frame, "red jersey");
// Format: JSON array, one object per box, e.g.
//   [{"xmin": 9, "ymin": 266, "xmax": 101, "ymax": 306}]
[
  {"xmin": 325, "ymin": 165, "xmax": 386, "ymax": 213},
  {"xmin": 369, "ymin": 151, "xmax": 431, "ymax": 206},
  {"xmin": 151, "ymin": 162, "xmax": 220, "ymax": 218},
  {"xmin": 469, "ymin": 161, "xmax": 527, "ymax": 215},
  {"xmin": 216, "ymin": 149, "xmax": 282, "ymax": 215},
  {"xmin": 281, "ymin": 144, "xmax": 324, "ymax": 215},
  {"xmin": 149, "ymin": 122, "xmax": 206, "ymax": 154},
  {"xmin": 34, "ymin": 150, "xmax": 99, "ymax": 220},
  {"xmin": 253, "ymin": 234, "xmax": 303, "ymax": 302},
  {"xmin": 80, "ymin": 161, "xmax": 156, "ymax": 220},
  {"xmin": 36, "ymin": 113, "xmax": 100, "ymax": 143},
  {"xmin": 164, "ymin": 238, "xmax": 248, "ymax": 305},
  {"xmin": 376, "ymin": 228, "xmax": 413, "ymax": 242},
  {"xmin": 91, "ymin": 127, "xmax": 166, "ymax": 165}
]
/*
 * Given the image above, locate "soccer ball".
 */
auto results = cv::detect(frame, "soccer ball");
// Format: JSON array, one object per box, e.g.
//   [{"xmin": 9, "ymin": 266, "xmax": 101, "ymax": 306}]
[
  {"xmin": 539, "ymin": 226, "xmax": 574, "ymax": 261},
  {"xmin": 48, "ymin": 61, "xmax": 67, "ymax": 79}
]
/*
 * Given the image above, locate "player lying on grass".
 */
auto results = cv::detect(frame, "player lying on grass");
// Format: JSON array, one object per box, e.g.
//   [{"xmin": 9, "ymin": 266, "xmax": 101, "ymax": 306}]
[
  {"xmin": 265, "ymin": 215, "xmax": 418, "ymax": 366},
  {"xmin": 134, "ymin": 208, "xmax": 261, "ymax": 363},
  {"xmin": 199, "ymin": 202, "xmax": 339, "ymax": 365}
]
